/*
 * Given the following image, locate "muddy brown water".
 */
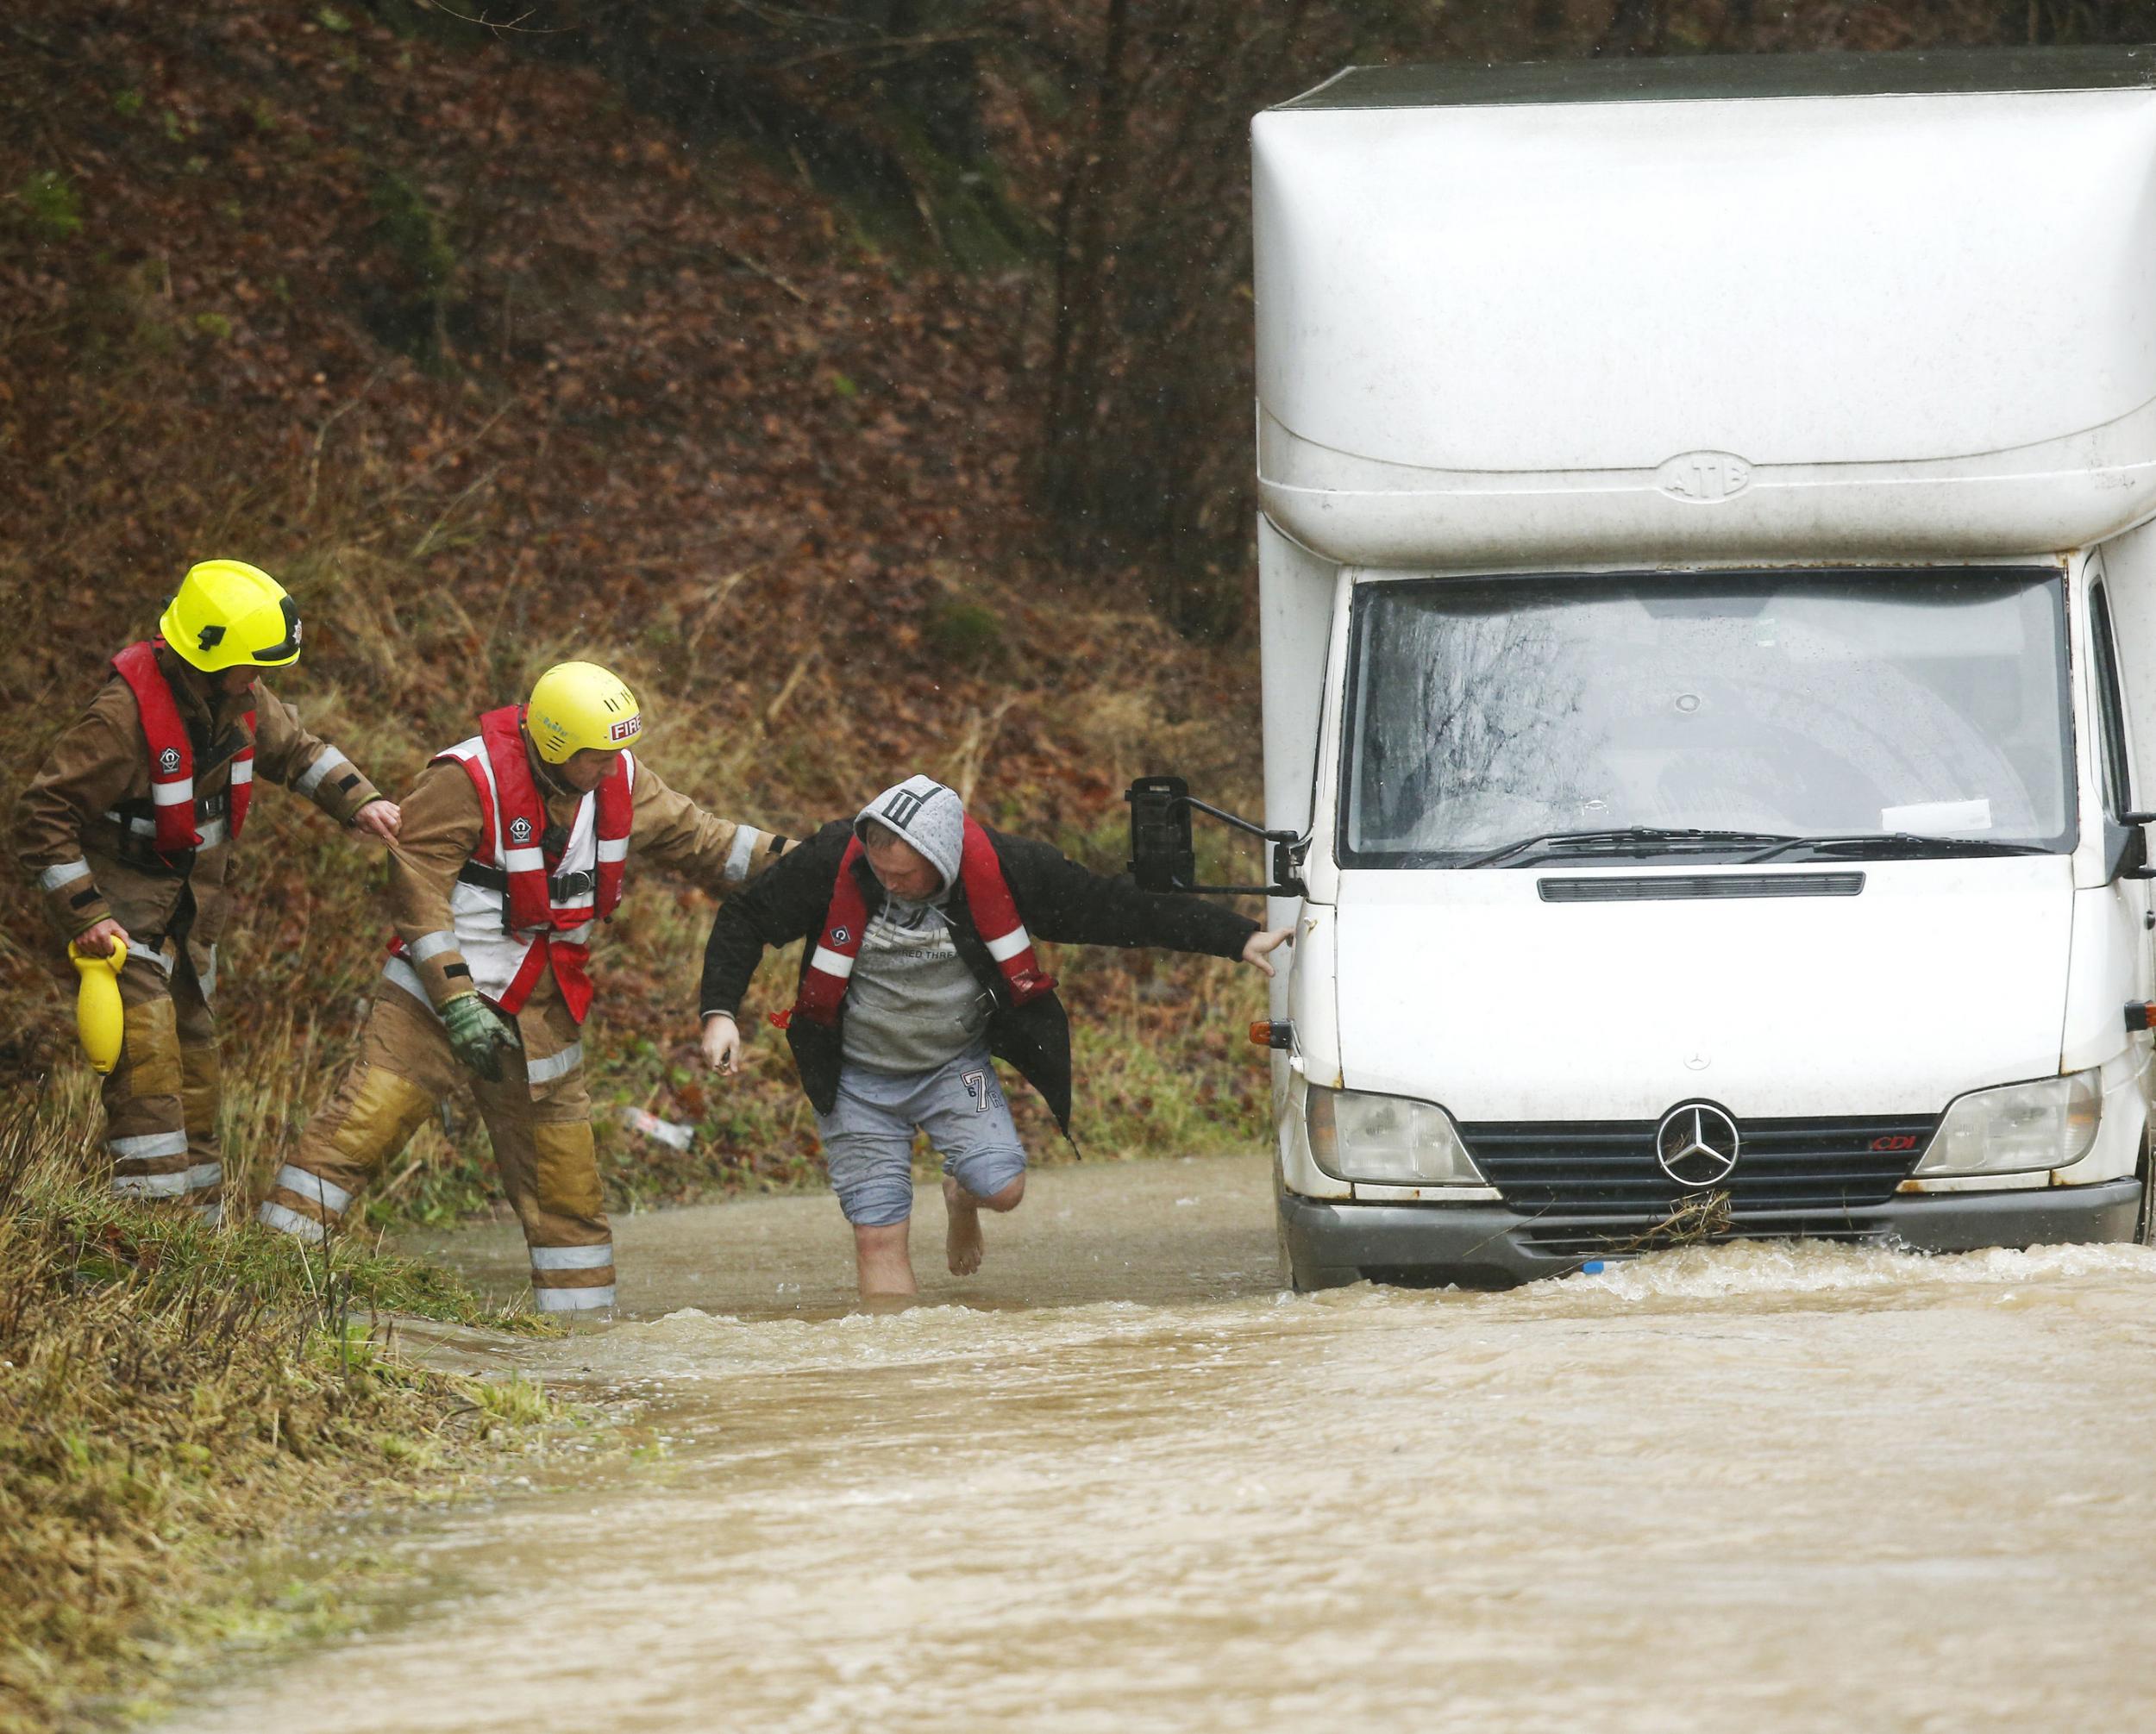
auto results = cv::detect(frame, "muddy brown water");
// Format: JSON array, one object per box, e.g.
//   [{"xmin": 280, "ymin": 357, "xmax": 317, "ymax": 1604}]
[{"xmin": 164, "ymin": 1153, "xmax": 2156, "ymax": 1732}]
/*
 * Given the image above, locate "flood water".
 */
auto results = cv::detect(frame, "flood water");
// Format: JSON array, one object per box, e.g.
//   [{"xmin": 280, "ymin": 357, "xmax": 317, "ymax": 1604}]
[{"xmin": 166, "ymin": 1153, "xmax": 2156, "ymax": 1732}]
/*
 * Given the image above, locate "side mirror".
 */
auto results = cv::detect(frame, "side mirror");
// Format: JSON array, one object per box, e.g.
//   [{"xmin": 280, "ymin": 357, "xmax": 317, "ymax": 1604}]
[
  {"xmin": 1125, "ymin": 774, "xmax": 1307, "ymax": 898},
  {"xmin": 2108, "ymin": 818, "xmax": 2153, "ymax": 882},
  {"xmin": 1127, "ymin": 775, "xmax": 1198, "ymax": 894}
]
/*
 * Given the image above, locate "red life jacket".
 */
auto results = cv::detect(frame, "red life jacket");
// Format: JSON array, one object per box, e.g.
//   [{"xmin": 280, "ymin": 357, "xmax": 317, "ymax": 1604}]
[
  {"xmin": 787, "ymin": 817, "xmax": 1054, "ymax": 1029},
  {"xmin": 431, "ymin": 704, "xmax": 635, "ymax": 1021},
  {"xmin": 110, "ymin": 641, "xmax": 255, "ymax": 857}
]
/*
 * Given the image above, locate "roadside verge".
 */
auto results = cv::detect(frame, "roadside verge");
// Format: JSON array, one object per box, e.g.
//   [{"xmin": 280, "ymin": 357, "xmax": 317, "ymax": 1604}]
[{"xmin": 0, "ymin": 1080, "xmax": 573, "ymax": 1733}]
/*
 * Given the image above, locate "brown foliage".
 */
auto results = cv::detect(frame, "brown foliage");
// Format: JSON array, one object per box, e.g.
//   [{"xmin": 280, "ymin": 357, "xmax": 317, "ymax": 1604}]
[{"xmin": 0, "ymin": 0, "xmax": 1269, "ymax": 1204}]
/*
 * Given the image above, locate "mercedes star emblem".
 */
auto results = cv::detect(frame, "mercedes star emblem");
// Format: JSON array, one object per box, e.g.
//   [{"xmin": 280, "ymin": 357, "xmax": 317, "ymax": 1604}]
[{"xmin": 1655, "ymin": 1102, "xmax": 1741, "ymax": 1187}]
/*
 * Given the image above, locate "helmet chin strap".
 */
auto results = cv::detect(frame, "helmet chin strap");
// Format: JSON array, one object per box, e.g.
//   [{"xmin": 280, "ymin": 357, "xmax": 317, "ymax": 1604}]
[{"xmin": 525, "ymin": 725, "xmax": 577, "ymax": 797}]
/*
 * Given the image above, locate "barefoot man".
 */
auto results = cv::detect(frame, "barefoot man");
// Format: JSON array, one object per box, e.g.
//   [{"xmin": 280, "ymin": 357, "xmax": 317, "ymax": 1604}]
[{"xmin": 697, "ymin": 774, "xmax": 1290, "ymax": 1299}]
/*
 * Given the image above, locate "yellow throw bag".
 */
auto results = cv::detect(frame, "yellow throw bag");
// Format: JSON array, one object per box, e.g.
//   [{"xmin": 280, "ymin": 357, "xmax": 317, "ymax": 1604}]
[{"xmin": 69, "ymin": 940, "xmax": 127, "ymax": 1074}]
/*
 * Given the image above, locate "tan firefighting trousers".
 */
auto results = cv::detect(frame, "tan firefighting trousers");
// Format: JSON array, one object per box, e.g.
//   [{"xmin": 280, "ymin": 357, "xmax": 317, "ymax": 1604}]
[
  {"xmin": 104, "ymin": 945, "xmax": 224, "ymax": 1221},
  {"xmin": 259, "ymin": 988, "xmax": 615, "ymax": 1312}
]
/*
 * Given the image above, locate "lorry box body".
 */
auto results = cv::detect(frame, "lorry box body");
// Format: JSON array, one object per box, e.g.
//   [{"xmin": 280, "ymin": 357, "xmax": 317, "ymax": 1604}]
[{"xmin": 1240, "ymin": 50, "xmax": 2156, "ymax": 1286}]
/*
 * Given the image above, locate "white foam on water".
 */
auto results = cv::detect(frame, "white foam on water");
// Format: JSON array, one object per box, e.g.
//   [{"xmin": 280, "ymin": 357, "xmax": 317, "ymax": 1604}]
[
  {"xmin": 540, "ymin": 1293, "xmax": 1302, "ymax": 1385},
  {"xmin": 537, "ymin": 1236, "xmax": 2156, "ymax": 1387},
  {"xmin": 1515, "ymin": 1235, "xmax": 2156, "ymax": 1307}
]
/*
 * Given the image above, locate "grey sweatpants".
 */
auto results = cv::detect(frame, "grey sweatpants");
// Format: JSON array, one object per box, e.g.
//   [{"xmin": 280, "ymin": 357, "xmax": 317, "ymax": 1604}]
[{"xmin": 813, "ymin": 1048, "xmax": 1027, "ymax": 1226}]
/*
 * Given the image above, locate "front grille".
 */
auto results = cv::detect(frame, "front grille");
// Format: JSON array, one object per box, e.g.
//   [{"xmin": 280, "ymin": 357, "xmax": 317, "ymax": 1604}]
[{"xmin": 1457, "ymin": 1114, "xmax": 1936, "ymax": 1220}]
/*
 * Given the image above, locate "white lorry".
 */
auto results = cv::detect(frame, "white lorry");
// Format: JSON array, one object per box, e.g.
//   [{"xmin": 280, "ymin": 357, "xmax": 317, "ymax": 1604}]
[{"xmin": 1132, "ymin": 47, "xmax": 2156, "ymax": 1286}]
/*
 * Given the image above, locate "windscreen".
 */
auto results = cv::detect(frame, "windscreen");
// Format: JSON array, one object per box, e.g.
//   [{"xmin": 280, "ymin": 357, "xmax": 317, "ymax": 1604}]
[{"xmin": 1341, "ymin": 570, "xmax": 2075, "ymax": 865}]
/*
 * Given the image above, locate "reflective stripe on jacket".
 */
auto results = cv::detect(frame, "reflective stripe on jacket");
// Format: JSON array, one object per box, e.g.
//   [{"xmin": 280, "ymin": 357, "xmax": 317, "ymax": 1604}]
[
  {"xmin": 394, "ymin": 728, "xmax": 637, "ymax": 1020},
  {"xmin": 13, "ymin": 648, "xmax": 383, "ymax": 949}
]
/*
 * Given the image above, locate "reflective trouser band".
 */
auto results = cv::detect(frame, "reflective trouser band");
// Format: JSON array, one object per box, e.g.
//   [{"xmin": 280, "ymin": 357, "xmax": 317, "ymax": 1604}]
[
  {"xmin": 722, "ymin": 825, "xmax": 760, "ymax": 883},
  {"xmin": 39, "ymin": 858, "xmax": 92, "ymax": 892},
  {"xmin": 532, "ymin": 1284, "xmax": 616, "ymax": 1312},
  {"xmin": 525, "ymin": 1041, "xmax": 584, "ymax": 1085},
  {"xmin": 295, "ymin": 744, "xmax": 350, "ymax": 796},
  {"xmin": 112, "ymin": 1161, "xmax": 222, "ymax": 1198},
  {"xmin": 273, "ymin": 1163, "xmax": 352, "ymax": 1216},
  {"xmin": 530, "ymin": 1243, "xmax": 614, "ymax": 1271},
  {"xmin": 258, "ymin": 1200, "xmax": 325, "ymax": 1243},
  {"xmin": 110, "ymin": 1129, "xmax": 190, "ymax": 1161}
]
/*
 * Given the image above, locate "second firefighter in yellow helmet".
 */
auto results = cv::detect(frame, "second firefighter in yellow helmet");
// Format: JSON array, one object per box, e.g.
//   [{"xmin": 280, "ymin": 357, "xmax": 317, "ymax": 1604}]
[
  {"xmin": 525, "ymin": 661, "xmax": 642, "ymax": 764},
  {"xmin": 262, "ymin": 660, "xmax": 789, "ymax": 1316}
]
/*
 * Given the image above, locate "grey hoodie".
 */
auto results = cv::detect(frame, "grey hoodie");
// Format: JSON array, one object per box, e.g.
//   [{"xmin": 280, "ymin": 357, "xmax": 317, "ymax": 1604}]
[
  {"xmin": 854, "ymin": 773, "xmax": 965, "ymax": 891},
  {"xmin": 842, "ymin": 776, "xmax": 988, "ymax": 1074}
]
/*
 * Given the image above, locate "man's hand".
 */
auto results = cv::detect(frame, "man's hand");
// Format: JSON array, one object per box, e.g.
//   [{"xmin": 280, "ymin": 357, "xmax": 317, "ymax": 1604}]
[
  {"xmin": 441, "ymin": 992, "xmax": 515, "ymax": 1083},
  {"xmin": 701, "ymin": 1012, "xmax": 741, "ymax": 1076},
  {"xmin": 352, "ymin": 799, "xmax": 402, "ymax": 842},
  {"xmin": 1241, "ymin": 927, "xmax": 1294, "ymax": 978},
  {"xmin": 72, "ymin": 917, "xmax": 131, "ymax": 961}
]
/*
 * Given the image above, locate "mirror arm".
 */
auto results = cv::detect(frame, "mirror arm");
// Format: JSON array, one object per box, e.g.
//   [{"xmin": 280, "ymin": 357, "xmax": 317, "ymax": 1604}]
[
  {"xmin": 1175, "ymin": 793, "xmax": 1296, "ymax": 848},
  {"xmin": 1169, "ymin": 797, "xmax": 1307, "ymax": 897}
]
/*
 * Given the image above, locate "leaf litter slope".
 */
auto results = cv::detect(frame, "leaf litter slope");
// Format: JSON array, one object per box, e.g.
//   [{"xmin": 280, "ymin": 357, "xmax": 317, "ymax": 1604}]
[{"xmin": 0, "ymin": 0, "xmax": 1274, "ymax": 1228}]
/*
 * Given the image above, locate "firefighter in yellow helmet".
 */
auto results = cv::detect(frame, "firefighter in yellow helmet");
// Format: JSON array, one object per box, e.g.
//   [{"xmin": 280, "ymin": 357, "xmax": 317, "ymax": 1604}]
[
  {"xmin": 12, "ymin": 560, "xmax": 402, "ymax": 1221},
  {"xmin": 261, "ymin": 661, "xmax": 789, "ymax": 1314}
]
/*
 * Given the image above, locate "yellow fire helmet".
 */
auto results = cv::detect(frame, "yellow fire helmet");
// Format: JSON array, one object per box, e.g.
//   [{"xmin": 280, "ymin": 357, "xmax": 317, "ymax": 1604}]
[
  {"xmin": 159, "ymin": 560, "xmax": 303, "ymax": 672},
  {"xmin": 526, "ymin": 661, "xmax": 642, "ymax": 764}
]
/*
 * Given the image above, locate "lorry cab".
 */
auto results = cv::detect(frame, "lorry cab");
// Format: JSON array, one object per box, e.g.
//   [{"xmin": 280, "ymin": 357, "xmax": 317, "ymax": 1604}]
[{"xmin": 1216, "ymin": 49, "xmax": 2156, "ymax": 1285}]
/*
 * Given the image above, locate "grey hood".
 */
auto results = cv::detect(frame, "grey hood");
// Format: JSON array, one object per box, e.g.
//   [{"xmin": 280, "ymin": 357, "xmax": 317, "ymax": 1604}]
[{"xmin": 855, "ymin": 774, "xmax": 965, "ymax": 892}]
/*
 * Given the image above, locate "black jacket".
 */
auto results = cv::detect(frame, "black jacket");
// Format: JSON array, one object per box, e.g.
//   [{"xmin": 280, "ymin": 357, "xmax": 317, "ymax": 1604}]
[{"xmin": 699, "ymin": 819, "xmax": 1258, "ymax": 1133}]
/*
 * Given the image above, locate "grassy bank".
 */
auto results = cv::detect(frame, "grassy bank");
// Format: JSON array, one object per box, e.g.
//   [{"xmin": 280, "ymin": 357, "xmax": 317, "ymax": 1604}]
[{"xmin": 0, "ymin": 1080, "xmax": 570, "ymax": 1734}]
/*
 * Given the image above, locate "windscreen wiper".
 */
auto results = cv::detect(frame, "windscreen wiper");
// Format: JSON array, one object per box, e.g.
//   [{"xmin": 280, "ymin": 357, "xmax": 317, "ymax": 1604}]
[
  {"xmin": 1742, "ymin": 832, "xmax": 2054, "ymax": 863},
  {"xmin": 1462, "ymin": 827, "xmax": 1801, "ymax": 869}
]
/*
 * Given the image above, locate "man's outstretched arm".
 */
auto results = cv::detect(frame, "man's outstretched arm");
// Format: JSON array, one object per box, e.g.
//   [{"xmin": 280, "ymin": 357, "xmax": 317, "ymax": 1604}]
[{"xmin": 991, "ymin": 827, "xmax": 1275, "ymax": 962}]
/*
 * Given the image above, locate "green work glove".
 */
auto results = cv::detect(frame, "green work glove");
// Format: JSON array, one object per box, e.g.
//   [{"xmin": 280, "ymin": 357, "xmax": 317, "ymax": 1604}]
[{"xmin": 441, "ymin": 992, "xmax": 515, "ymax": 1083}]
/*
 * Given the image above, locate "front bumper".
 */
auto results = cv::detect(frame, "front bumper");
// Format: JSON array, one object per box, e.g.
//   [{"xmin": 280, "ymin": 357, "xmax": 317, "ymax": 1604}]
[{"xmin": 1277, "ymin": 1179, "xmax": 2143, "ymax": 1290}]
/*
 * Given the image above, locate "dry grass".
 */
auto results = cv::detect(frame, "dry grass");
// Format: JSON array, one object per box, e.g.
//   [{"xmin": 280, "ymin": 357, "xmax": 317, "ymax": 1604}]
[
  {"xmin": 1, "ymin": 583, "xmax": 1274, "ymax": 1237},
  {"xmin": 0, "ymin": 1082, "xmax": 564, "ymax": 1732}
]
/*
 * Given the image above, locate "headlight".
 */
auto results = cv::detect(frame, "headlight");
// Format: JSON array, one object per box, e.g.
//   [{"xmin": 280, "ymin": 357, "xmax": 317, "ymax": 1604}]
[
  {"xmin": 1915, "ymin": 1071, "xmax": 2102, "ymax": 1178},
  {"xmin": 1307, "ymin": 1086, "xmax": 1485, "ymax": 1185}
]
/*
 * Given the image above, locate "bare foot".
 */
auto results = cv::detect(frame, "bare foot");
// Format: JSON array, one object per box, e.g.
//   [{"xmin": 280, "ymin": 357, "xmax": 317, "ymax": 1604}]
[{"xmin": 943, "ymin": 1174, "xmax": 985, "ymax": 1275}]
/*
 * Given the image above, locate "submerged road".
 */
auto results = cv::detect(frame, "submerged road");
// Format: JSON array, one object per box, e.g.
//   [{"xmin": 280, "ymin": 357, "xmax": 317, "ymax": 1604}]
[{"xmin": 166, "ymin": 1153, "xmax": 2156, "ymax": 1731}]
